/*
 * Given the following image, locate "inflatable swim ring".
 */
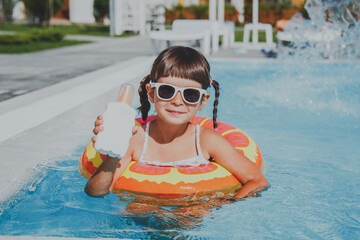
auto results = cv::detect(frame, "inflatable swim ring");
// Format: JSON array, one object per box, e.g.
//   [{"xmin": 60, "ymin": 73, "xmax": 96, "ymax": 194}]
[{"xmin": 79, "ymin": 116, "xmax": 265, "ymax": 199}]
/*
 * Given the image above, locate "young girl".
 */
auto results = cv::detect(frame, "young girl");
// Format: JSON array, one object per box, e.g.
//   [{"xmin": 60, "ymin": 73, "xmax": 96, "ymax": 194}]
[{"xmin": 85, "ymin": 46, "xmax": 269, "ymax": 199}]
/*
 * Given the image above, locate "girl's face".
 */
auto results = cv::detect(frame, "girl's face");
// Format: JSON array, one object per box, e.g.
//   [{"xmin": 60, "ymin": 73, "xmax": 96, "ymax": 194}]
[{"xmin": 146, "ymin": 76, "xmax": 210, "ymax": 125}]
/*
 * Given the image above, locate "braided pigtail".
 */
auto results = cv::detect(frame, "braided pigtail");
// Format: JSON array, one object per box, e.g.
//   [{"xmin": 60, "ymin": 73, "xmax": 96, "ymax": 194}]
[
  {"xmin": 211, "ymin": 79, "xmax": 220, "ymax": 129},
  {"xmin": 137, "ymin": 75, "xmax": 151, "ymax": 121}
]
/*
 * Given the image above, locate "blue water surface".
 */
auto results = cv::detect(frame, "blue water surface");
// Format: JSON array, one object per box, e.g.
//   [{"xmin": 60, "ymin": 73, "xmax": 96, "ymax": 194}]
[{"xmin": 0, "ymin": 61, "xmax": 359, "ymax": 239}]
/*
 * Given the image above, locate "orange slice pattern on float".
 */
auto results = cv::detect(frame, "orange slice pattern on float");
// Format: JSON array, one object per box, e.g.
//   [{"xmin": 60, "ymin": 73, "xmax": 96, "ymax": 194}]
[
  {"xmin": 129, "ymin": 162, "xmax": 171, "ymax": 175},
  {"xmin": 177, "ymin": 164, "xmax": 217, "ymax": 174}
]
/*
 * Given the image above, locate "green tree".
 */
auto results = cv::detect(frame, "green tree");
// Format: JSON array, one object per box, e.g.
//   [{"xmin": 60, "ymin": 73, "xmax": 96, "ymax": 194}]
[
  {"xmin": 22, "ymin": 0, "xmax": 64, "ymax": 25},
  {"xmin": 2, "ymin": 0, "xmax": 14, "ymax": 23},
  {"xmin": 93, "ymin": 0, "xmax": 109, "ymax": 23}
]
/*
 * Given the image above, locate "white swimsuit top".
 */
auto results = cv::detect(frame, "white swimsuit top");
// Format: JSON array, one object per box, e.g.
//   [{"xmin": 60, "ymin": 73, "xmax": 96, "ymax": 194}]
[{"xmin": 138, "ymin": 122, "xmax": 209, "ymax": 167}]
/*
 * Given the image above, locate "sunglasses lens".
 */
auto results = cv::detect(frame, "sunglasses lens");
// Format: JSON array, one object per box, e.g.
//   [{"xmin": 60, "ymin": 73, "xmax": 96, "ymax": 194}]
[
  {"xmin": 158, "ymin": 85, "xmax": 175, "ymax": 100},
  {"xmin": 183, "ymin": 89, "xmax": 201, "ymax": 103}
]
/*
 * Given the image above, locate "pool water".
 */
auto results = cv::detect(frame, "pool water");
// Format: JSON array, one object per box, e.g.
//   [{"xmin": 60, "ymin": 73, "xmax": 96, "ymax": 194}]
[{"xmin": 0, "ymin": 60, "xmax": 359, "ymax": 239}]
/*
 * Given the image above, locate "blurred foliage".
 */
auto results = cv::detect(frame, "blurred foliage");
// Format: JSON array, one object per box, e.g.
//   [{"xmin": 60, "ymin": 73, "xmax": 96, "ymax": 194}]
[
  {"xmin": 0, "ymin": 28, "xmax": 64, "ymax": 44},
  {"xmin": 30, "ymin": 28, "xmax": 64, "ymax": 41},
  {"xmin": 1, "ymin": 0, "xmax": 14, "ymax": 22},
  {"xmin": 0, "ymin": 23, "xmax": 137, "ymax": 37},
  {"xmin": 279, "ymin": 0, "xmax": 294, "ymax": 10},
  {"xmin": 0, "ymin": 33, "xmax": 31, "ymax": 44},
  {"xmin": 22, "ymin": 0, "xmax": 64, "ymax": 25},
  {"xmin": 0, "ymin": 39, "xmax": 90, "ymax": 53},
  {"xmin": 174, "ymin": 4, "xmax": 184, "ymax": 11},
  {"xmin": 93, "ymin": 0, "xmax": 109, "ymax": 23},
  {"xmin": 234, "ymin": 29, "xmax": 276, "ymax": 42},
  {"xmin": 225, "ymin": 3, "xmax": 237, "ymax": 14},
  {"xmin": 166, "ymin": 3, "xmax": 238, "ymax": 23},
  {"xmin": 52, "ymin": 24, "xmax": 110, "ymax": 35},
  {"xmin": 246, "ymin": 0, "xmax": 301, "ymax": 24},
  {"xmin": 189, "ymin": 4, "xmax": 208, "ymax": 19},
  {"xmin": 260, "ymin": 0, "xmax": 296, "ymax": 10}
]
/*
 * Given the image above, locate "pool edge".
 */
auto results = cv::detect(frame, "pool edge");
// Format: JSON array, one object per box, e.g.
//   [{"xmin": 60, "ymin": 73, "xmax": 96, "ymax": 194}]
[{"xmin": 0, "ymin": 56, "xmax": 154, "ymax": 205}]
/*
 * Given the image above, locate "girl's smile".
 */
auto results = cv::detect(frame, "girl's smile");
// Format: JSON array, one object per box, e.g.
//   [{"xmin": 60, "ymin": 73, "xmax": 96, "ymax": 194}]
[{"xmin": 167, "ymin": 109, "xmax": 185, "ymax": 115}]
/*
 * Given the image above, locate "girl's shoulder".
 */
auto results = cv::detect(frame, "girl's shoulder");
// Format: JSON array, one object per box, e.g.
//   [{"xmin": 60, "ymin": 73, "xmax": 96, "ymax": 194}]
[
  {"xmin": 198, "ymin": 124, "xmax": 242, "ymax": 162},
  {"xmin": 198, "ymin": 124, "xmax": 220, "ymax": 137},
  {"xmin": 198, "ymin": 124, "xmax": 223, "ymax": 145},
  {"xmin": 198, "ymin": 124, "xmax": 232, "ymax": 150}
]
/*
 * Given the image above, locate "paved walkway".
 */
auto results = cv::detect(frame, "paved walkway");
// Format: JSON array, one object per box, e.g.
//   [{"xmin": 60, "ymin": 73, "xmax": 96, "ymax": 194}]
[
  {"xmin": 0, "ymin": 35, "xmax": 154, "ymax": 102},
  {"xmin": 0, "ymin": 34, "xmax": 267, "ymax": 103}
]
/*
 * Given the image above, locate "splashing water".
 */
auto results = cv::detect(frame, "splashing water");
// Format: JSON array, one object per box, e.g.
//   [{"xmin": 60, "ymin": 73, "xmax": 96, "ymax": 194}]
[{"xmin": 279, "ymin": 0, "xmax": 360, "ymax": 59}]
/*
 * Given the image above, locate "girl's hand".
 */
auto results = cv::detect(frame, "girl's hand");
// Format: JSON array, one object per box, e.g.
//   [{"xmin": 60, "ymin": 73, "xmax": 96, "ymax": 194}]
[
  {"xmin": 132, "ymin": 125, "xmax": 144, "ymax": 135},
  {"xmin": 91, "ymin": 116, "xmax": 143, "ymax": 143},
  {"xmin": 202, "ymin": 128, "xmax": 269, "ymax": 199},
  {"xmin": 91, "ymin": 115, "xmax": 104, "ymax": 143}
]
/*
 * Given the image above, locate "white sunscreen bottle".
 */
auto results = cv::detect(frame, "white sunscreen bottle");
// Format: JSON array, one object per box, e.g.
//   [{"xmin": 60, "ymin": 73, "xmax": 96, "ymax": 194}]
[{"xmin": 94, "ymin": 84, "xmax": 136, "ymax": 159}]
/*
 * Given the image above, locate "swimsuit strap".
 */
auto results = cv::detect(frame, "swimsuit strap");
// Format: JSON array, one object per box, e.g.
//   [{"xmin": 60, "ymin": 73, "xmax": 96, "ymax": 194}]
[
  {"xmin": 139, "ymin": 122, "xmax": 204, "ymax": 163},
  {"xmin": 139, "ymin": 121, "xmax": 150, "ymax": 162},
  {"xmin": 195, "ymin": 124, "xmax": 205, "ymax": 158}
]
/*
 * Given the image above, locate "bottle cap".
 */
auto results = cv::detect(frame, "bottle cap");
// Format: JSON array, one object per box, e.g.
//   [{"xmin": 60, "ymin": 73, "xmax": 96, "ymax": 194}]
[{"xmin": 117, "ymin": 84, "xmax": 134, "ymax": 105}]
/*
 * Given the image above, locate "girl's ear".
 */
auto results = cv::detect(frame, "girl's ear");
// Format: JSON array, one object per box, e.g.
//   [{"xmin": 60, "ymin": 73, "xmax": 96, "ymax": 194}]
[
  {"xmin": 145, "ymin": 83, "xmax": 155, "ymax": 103},
  {"xmin": 199, "ymin": 93, "xmax": 210, "ymax": 110}
]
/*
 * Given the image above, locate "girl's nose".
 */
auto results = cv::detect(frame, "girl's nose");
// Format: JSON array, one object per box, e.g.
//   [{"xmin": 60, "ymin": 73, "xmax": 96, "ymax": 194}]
[{"xmin": 171, "ymin": 91, "xmax": 184, "ymax": 105}]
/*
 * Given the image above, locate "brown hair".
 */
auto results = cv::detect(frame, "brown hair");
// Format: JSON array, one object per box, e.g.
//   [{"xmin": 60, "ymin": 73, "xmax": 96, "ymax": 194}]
[{"xmin": 138, "ymin": 46, "xmax": 220, "ymax": 128}]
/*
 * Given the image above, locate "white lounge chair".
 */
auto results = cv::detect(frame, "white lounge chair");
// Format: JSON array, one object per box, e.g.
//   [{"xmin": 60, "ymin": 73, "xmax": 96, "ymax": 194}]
[
  {"xmin": 242, "ymin": 23, "xmax": 275, "ymax": 49},
  {"xmin": 149, "ymin": 29, "xmax": 211, "ymax": 55},
  {"xmin": 172, "ymin": 19, "xmax": 233, "ymax": 51},
  {"xmin": 149, "ymin": 19, "xmax": 234, "ymax": 55}
]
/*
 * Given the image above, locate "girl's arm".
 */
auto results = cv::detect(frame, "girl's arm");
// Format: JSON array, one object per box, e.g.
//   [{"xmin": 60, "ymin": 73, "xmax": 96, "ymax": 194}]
[
  {"xmin": 202, "ymin": 128, "xmax": 269, "ymax": 199},
  {"xmin": 84, "ymin": 152, "xmax": 132, "ymax": 197},
  {"xmin": 85, "ymin": 124, "xmax": 142, "ymax": 197},
  {"xmin": 85, "ymin": 156, "xmax": 122, "ymax": 197}
]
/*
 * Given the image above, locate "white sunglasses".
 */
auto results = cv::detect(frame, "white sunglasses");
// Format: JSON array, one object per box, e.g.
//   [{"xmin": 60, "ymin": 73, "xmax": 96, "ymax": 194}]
[{"xmin": 150, "ymin": 81, "xmax": 207, "ymax": 104}]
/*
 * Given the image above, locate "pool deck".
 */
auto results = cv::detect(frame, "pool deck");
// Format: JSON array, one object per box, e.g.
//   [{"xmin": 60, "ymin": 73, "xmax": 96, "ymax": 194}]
[
  {"xmin": 0, "ymin": 34, "xmax": 267, "ymax": 103},
  {"xmin": 0, "ymin": 34, "xmax": 270, "ymax": 239}
]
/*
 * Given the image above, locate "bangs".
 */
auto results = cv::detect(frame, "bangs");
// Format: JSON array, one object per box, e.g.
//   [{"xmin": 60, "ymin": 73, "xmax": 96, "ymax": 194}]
[{"xmin": 150, "ymin": 46, "xmax": 211, "ymax": 88}]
